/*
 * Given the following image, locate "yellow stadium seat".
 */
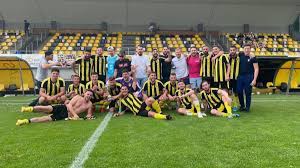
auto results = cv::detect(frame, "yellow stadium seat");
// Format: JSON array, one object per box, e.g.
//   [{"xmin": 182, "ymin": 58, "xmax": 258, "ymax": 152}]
[{"xmin": 42, "ymin": 46, "xmax": 49, "ymax": 51}]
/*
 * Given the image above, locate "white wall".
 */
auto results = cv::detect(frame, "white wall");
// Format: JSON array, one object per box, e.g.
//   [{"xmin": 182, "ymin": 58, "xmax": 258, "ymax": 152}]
[{"xmin": 0, "ymin": 0, "xmax": 299, "ymax": 32}]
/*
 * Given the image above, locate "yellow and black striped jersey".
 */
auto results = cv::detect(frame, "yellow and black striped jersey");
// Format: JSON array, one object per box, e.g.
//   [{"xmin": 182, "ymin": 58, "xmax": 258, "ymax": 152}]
[
  {"xmin": 213, "ymin": 54, "xmax": 229, "ymax": 82},
  {"xmin": 41, "ymin": 77, "xmax": 65, "ymax": 96},
  {"xmin": 200, "ymin": 53, "xmax": 214, "ymax": 77},
  {"xmin": 175, "ymin": 88, "xmax": 192, "ymax": 107},
  {"xmin": 86, "ymin": 80, "xmax": 105, "ymax": 100},
  {"xmin": 164, "ymin": 81, "xmax": 178, "ymax": 96},
  {"xmin": 120, "ymin": 93, "xmax": 143, "ymax": 114},
  {"xmin": 91, "ymin": 55, "xmax": 107, "ymax": 76},
  {"xmin": 150, "ymin": 58, "xmax": 164, "ymax": 80},
  {"xmin": 107, "ymin": 82, "xmax": 122, "ymax": 96},
  {"xmin": 67, "ymin": 83, "xmax": 86, "ymax": 95},
  {"xmin": 229, "ymin": 55, "xmax": 240, "ymax": 80},
  {"xmin": 200, "ymin": 88, "xmax": 222, "ymax": 109},
  {"xmin": 75, "ymin": 57, "xmax": 93, "ymax": 83},
  {"xmin": 142, "ymin": 80, "xmax": 164, "ymax": 98}
]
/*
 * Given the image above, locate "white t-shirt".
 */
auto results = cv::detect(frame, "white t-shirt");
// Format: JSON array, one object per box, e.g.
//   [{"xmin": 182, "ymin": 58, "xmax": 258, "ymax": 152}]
[
  {"xmin": 131, "ymin": 54, "xmax": 150, "ymax": 78},
  {"xmin": 172, "ymin": 55, "xmax": 188, "ymax": 79},
  {"xmin": 36, "ymin": 57, "xmax": 49, "ymax": 81}
]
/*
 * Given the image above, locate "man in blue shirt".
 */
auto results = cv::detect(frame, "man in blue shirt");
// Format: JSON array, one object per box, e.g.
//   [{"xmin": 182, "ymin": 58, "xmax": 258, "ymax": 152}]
[
  {"xmin": 106, "ymin": 46, "xmax": 118, "ymax": 80},
  {"xmin": 237, "ymin": 44, "xmax": 259, "ymax": 112}
]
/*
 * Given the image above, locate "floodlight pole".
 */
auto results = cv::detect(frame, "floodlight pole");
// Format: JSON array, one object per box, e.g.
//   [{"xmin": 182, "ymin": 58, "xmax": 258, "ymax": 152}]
[
  {"xmin": 18, "ymin": 58, "xmax": 25, "ymax": 96},
  {"xmin": 286, "ymin": 60, "xmax": 295, "ymax": 95}
]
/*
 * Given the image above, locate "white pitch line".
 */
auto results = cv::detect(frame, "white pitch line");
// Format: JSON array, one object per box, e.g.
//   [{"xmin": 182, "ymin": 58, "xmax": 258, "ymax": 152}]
[{"xmin": 69, "ymin": 112, "xmax": 113, "ymax": 168}]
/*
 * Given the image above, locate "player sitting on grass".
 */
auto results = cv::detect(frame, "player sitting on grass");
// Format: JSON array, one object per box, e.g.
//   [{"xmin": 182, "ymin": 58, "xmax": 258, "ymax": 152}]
[
  {"xmin": 142, "ymin": 72, "xmax": 168, "ymax": 102},
  {"xmin": 65, "ymin": 74, "xmax": 86, "ymax": 103},
  {"xmin": 114, "ymin": 85, "xmax": 172, "ymax": 120},
  {"xmin": 16, "ymin": 90, "xmax": 95, "ymax": 126},
  {"xmin": 116, "ymin": 70, "xmax": 140, "ymax": 94},
  {"xmin": 200, "ymin": 80, "xmax": 239, "ymax": 118},
  {"xmin": 86, "ymin": 72, "xmax": 108, "ymax": 113},
  {"xmin": 176, "ymin": 81, "xmax": 206, "ymax": 118},
  {"xmin": 106, "ymin": 77, "xmax": 122, "ymax": 113},
  {"xmin": 38, "ymin": 68, "xmax": 67, "ymax": 105},
  {"xmin": 163, "ymin": 73, "xmax": 178, "ymax": 109}
]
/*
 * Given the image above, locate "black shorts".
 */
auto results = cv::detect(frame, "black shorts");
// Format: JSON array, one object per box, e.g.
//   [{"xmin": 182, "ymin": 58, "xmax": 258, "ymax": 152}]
[
  {"xmin": 185, "ymin": 103, "xmax": 197, "ymax": 113},
  {"xmin": 229, "ymin": 79, "xmax": 237, "ymax": 93},
  {"xmin": 137, "ymin": 102, "xmax": 149, "ymax": 117},
  {"xmin": 50, "ymin": 105, "xmax": 68, "ymax": 121},
  {"xmin": 109, "ymin": 100, "xmax": 116, "ymax": 108},
  {"xmin": 217, "ymin": 81, "xmax": 229, "ymax": 89},
  {"xmin": 214, "ymin": 103, "xmax": 227, "ymax": 113}
]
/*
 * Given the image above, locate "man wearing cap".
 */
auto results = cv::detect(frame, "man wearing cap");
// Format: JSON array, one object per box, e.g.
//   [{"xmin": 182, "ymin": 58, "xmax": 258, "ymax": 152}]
[
  {"xmin": 113, "ymin": 49, "xmax": 131, "ymax": 78},
  {"xmin": 107, "ymin": 46, "xmax": 118, "ymax": 80}
]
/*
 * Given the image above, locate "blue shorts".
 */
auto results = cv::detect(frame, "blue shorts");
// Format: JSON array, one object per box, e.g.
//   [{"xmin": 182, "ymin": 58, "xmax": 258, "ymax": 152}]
[{"xmin": 189, "ymin": 77, "xmax": 202, "ymax": 89}]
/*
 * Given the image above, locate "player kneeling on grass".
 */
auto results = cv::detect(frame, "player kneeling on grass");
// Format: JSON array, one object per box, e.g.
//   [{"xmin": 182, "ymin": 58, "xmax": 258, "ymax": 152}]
[
  {"xmin": 16, "ymin": 90, "xmax": 95, "ymax": 126},
  {"xmin": 38, "ymin": 68, "xmax": 67, "ymax": 105},
  {"xmin": 176, "ymin": 81, "xmax": 206, "ymax": 118},
  {"xmin": 115, "ymin": 85, "xmax": 172, "ymax": 120},
  {"xmin": 200, "ymin": 80, "xmax": 239, "ymax": 118}
]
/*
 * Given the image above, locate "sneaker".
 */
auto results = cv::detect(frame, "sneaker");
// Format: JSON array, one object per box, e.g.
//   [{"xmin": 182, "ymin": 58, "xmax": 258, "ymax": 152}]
[
  {"xmin": 201, "ymin": 112, "xmax": 207, "ymax": 117},
  {"xmin": 21, "ymin": 107, "xmax": 32, "ymax": 113},
  {"xmin": 166, "ymin": 114, "xmax": 172, "ymax": 120},
  {"xmin": 227, "ymin": 113, "xmax": 240, "ymax": 119},
  {"xmin": 16, "ymin": 119, "xmax": 29, "ymax": 126},
  {"xmin": 232, "ymin": 113, "xmax": 240, "ymax": 117},
  {"xmin": 197, "ymin": 112, "xmax": 203, "ymax": 118}
]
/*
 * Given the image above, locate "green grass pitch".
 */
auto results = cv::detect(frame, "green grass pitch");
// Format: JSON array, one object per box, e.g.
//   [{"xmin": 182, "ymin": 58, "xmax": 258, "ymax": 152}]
[{"xmin": 0, "ymin": 95, "xmax": 299, "ymax": 168}]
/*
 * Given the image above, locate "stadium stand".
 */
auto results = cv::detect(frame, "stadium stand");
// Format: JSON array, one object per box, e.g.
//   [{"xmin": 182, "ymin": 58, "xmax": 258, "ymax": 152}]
[
  {"xmin": 40, "ymin": 32, "xmax": 123, "ymax": 56},
  {"xmin": 136, "ymin": 33, "xmax": 205, "ymax": 55},
  {"xmin": 225, "ymin": 32, "xmax": 300, "ymax": 57},
  {"xmin": 0, "ymin": 30, "xmax": 25, "ymax": 54}
]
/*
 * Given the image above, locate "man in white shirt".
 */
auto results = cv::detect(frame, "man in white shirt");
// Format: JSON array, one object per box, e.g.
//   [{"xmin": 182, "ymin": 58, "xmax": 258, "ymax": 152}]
[
  {"xmin": 131, "ymin": 45, "xmax": 151, "ymax": 87},
  {"xmin": 172, "ymin": 48, "xmax": 190, "ymax": 85},
  {"xmin": 36, "ymin": 51, "xmax": 60, "ymax": 90}
]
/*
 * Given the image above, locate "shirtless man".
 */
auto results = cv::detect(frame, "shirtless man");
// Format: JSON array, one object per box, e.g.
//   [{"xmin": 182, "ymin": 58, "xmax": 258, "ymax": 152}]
[{"xmin": 16, "ymin": 90, "xmax": 95, "ymax": 126}]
